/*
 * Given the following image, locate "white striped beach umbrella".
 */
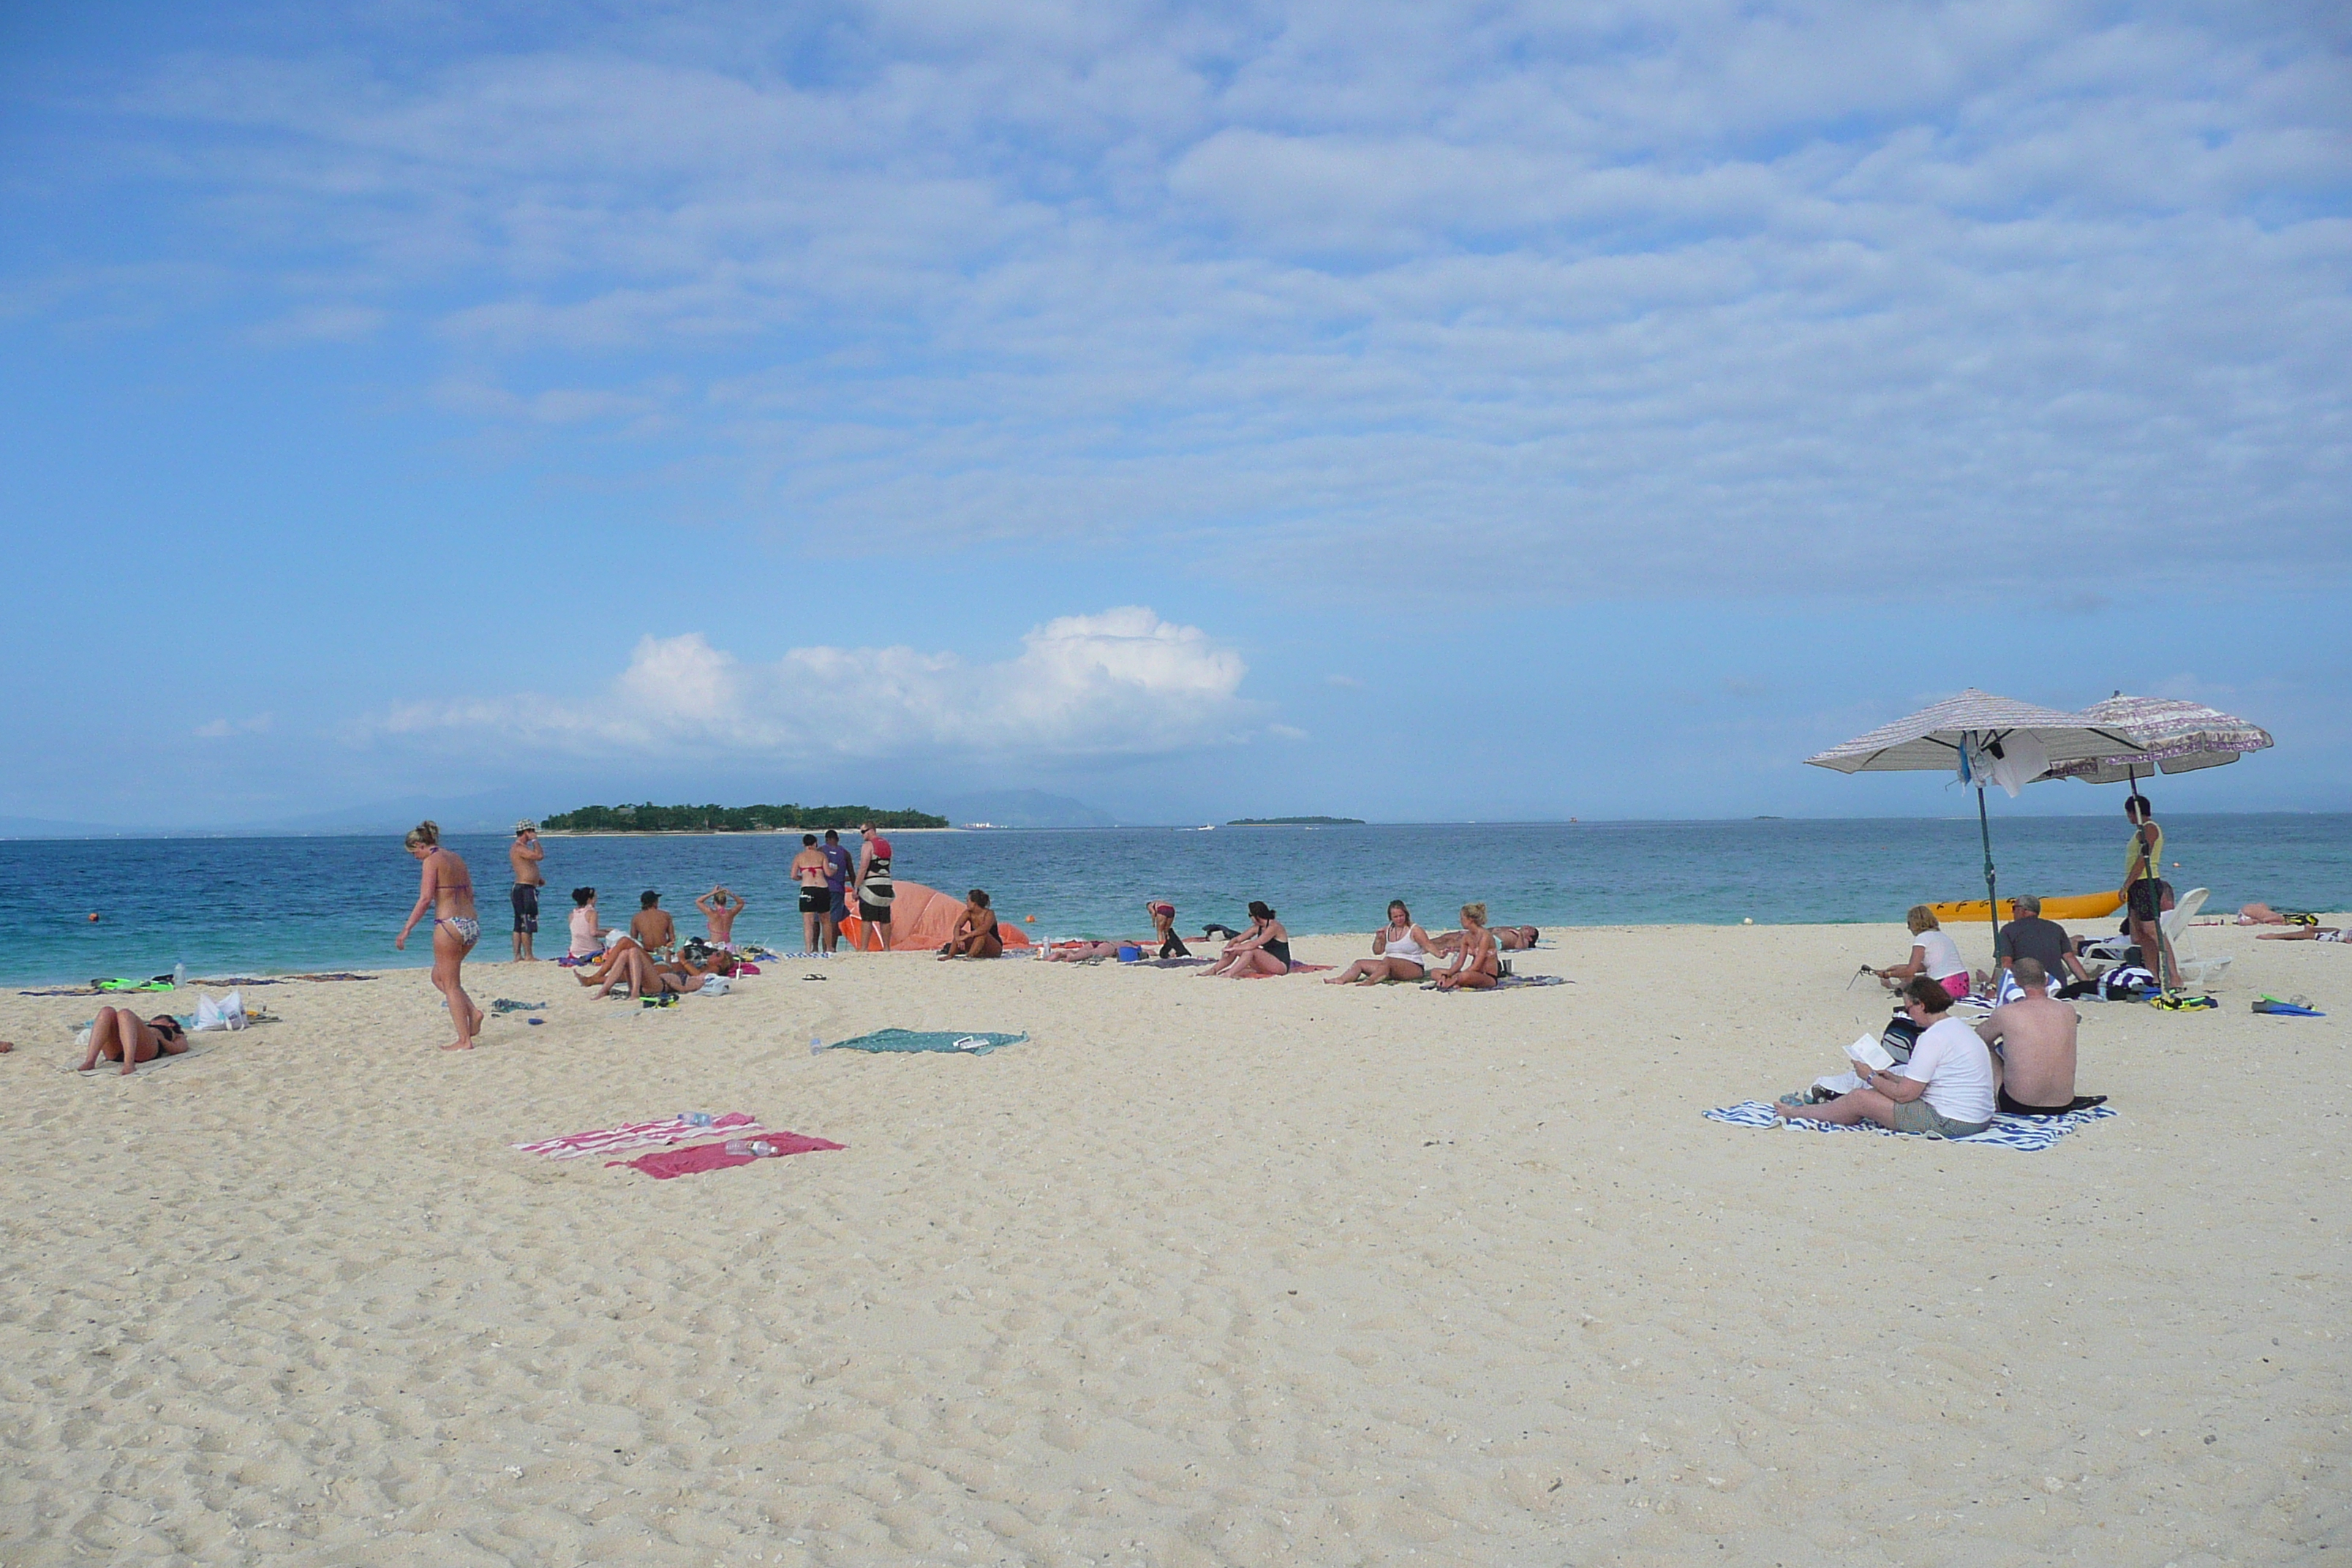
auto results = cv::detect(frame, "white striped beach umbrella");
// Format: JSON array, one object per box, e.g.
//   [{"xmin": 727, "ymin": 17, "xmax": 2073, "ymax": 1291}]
[
  {"xmin": 1806, "ymin": 690, "xmax": 2152, "ymax": 956},
  {"xmin": 2044, "ymin": 695, "xmax": 2274, "ymax": 785}
]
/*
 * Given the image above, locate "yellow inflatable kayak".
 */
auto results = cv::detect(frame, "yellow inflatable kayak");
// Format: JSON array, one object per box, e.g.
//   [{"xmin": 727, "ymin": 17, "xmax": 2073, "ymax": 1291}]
[{"xmin": 1928, "ymin": 892, "xmax": 2122, "ymax": 924}]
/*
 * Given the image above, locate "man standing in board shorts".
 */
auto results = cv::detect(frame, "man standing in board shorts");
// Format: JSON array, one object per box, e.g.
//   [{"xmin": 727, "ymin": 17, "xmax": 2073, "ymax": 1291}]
[
  {"xmin": 854, "ymin": 822, "xmax": 895, "ymax": 952},
  {"xmin": 819, "ymin": 829, "xmax": 854, "ymax": 953},
  {"xmin": 509, "ymin": 822, "xmax": 544, "ymax": 962}
]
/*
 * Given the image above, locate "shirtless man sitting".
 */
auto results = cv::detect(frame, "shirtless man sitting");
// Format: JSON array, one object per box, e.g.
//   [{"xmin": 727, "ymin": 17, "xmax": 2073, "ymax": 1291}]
[
  {"xmin": 1972, "ymin": 958, "xmax": 2099, "ymax": 1115},
  {"xmin": 79, "ymin": 1006, "xmax": 190, "ymax": 1076},
  {"xmin": 630, "ymin": 891, "xmax": 676, "ymax": 955}
]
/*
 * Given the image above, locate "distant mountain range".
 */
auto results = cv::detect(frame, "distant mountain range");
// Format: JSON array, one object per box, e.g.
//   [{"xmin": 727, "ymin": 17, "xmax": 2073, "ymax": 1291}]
[{"xmin": 933, "ymin": 790, "xmax": 1122, "ymax": 829}]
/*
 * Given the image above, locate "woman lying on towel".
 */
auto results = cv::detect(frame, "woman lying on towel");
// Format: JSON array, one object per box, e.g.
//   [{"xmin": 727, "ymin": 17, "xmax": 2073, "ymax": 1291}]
[
  {"xmin": 1428, "ymin": 923, "xmax": 1539, "ymax": 954},
  {"xmin": 1772, "ymin": 976, "xmax": 1996, "ymax": 1138},
  {"xmin": 1327, "ymin": 901, "xmax": 1433, "ymax": 984},
  {"xmin": 1431, "ymin": 904, "xmax": 1501, "ymax": 991},
  {"xmin": 78, "ymin": 1006, "xmax": 190, "ymax": 1075},
  {"xmin": 589, "ymin": 946, "xmax": 734, "ymax": 1000},
  {"xmin": 1201, "ymin": 902, "xmax": 1292, "ymax": 977}
]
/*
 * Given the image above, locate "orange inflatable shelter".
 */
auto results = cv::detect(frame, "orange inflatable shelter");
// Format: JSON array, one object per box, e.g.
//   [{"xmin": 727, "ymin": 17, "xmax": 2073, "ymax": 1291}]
[{"xmin": 838, "ymin": 879, "xmax": 1032, "ymax": 952}]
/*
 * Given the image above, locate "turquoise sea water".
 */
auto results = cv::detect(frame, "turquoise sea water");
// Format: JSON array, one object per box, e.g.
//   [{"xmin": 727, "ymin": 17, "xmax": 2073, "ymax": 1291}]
[{"xmin": 3, "ymin": 814, "xmax": 2348, "ymax": 987}]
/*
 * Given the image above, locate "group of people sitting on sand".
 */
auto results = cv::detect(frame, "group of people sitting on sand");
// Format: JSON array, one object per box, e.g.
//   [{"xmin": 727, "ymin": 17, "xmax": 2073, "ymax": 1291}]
[
  {"xmin": 1324, "ymin": 901, "xmax": 1535, "ymax": 990},
  {"xmin": 1781, "ymin": 958, "xmax": 2096, "ymax": 1137}
]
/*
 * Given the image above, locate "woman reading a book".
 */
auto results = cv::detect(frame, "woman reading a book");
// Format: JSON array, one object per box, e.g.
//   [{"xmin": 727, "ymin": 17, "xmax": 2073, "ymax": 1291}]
[{"xmin": 1773, "ymin": 976, "xmax": 1996, "ymax": 1139}]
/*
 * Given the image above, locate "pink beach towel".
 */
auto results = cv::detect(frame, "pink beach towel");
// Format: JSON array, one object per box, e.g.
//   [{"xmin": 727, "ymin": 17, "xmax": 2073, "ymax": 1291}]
[
  {"xmin": 516, "ymin": 1111, "xmax": 764, "ymax": 1159},
  {"xmin": 606, "ymin": 1131, "xmax": 846, "ymax": 1179},
  {"xmin": 1237, "ymin": 963, "xmax": 1333, "ymax": 978}
]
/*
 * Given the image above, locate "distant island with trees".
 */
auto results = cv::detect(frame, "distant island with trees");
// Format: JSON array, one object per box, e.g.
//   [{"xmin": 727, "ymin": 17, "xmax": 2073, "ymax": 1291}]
[
  {"xmin": 540, "ymin": 802, "xmax": 950, "ymax": 833},
  {"xmin": 1227, "ymin": 815, "xmax": 1366, "ymax": 826}
]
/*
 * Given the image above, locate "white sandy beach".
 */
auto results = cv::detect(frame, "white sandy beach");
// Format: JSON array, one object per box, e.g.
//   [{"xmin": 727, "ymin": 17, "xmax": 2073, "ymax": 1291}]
[{"xmin": 4, "ymin": 919, "xmax": 2346, "ymax": 1567}]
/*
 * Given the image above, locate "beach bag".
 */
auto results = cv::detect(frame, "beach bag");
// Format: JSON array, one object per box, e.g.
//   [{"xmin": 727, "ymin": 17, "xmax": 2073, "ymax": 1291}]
[
  {"xmin": 1879, "ymin": 1013, "xmax": 1921, "ymax": 1066},
  {"xmin": 696, "ymin": 976, "xmax": 732, "ymax": 997},
  {"xmin": 192, "ymin": 991, "xmax": 247, "ymax": 1032}
]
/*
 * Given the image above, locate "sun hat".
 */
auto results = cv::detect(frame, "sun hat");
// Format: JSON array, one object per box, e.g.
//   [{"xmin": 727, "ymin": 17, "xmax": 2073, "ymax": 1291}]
[{"xmin": 514, "ymin": 820, "xmax": 537, "ymax": 834}]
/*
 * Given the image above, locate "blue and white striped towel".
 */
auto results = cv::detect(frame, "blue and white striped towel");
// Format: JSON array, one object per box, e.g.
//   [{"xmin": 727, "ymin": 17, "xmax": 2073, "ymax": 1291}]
[{"xmin": 1703, "ymin": 1100, "xmax": 2117, "ymax": 1150}]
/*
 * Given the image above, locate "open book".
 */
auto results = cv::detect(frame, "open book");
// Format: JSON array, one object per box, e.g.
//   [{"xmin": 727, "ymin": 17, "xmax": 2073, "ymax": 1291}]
[{"xmin": 1847, "ymin": 1033, "xmax": 1896, "ymax": 1072}]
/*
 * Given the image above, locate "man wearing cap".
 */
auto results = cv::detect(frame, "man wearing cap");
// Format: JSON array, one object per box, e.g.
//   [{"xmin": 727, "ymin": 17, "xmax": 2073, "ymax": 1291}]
[{"xmin": 509, "ymin": 822, "xmax": 546, "ymax": 962}]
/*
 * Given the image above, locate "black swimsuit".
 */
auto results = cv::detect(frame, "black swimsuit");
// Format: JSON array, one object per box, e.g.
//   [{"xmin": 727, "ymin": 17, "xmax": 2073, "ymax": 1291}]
[{"xmin": 1263, "ymin": 938, "xmax": 1292, "ymax": 968}]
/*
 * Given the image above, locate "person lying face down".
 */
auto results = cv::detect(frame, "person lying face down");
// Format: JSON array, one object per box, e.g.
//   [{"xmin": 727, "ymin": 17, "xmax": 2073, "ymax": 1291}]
[
  {"xmin": 1972, "ymin": 958, "xmax": 2084, "ymax": 1115},
  {"xmin": 1774, "ymin": 976, "xmax": 1996, "ymax": 1138},
  {"xmin": 1428, "ymin": 923, "xmax": 1539, "ymax": 954},
  {"xmin": 78, "ymin": 1006, "xmax": 189, "ymax": 1076}
]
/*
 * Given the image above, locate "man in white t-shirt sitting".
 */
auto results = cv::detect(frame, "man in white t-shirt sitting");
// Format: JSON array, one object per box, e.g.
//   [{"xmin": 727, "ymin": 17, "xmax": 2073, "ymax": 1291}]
[{"xmin": 1774, "ymin": 976, "xmax": 1997, "ymax": 1138}]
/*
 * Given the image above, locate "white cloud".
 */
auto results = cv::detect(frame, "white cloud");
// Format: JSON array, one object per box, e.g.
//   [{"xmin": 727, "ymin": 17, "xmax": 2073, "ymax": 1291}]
[
  {"xmin": 365, "ymin": 608, "xmax": 1263, "ymax": 760},
  {"xmin": 22, "ymin": 1, "xmax": 2352, "ymax": 600}
]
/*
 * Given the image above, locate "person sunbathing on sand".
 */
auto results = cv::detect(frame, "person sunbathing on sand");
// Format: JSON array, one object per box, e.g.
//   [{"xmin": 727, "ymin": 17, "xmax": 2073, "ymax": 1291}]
[
  {"xmin": 1773, "ymin": 976, "xmax": 1995, "ymax": 1137},
  {"xmin": 1428, "ymin": 924, "xmax": 1539, "ymax": 954},
  {"xmin": 1431, "ymin": 904, "xmax": 1501, "ymax": 991},
  {"xmin": 2256, "ymin": 924, "xmax": 2351, "ymax": 943},
  {"xmin": 1202, "ymin": 902, "xmax": 1291, "ymax": 977},
  {"xmin": 940, "ymin": 890, "xmax": 1005, "ymax": 960},
  {"xmin": 2241, "ymin": 902, "xmax": 2322, "ymax": 927},
  {"xmin": 79, "ymin": 1006, "xmax": 189, "ymax": 1075},
  {"xmin": 592, "ymin": 946, "xmax": 732, "ymax": 999},
  {"xmin": 1328, "ymin": 900, "xmax": 1433, "ymax": 984}
]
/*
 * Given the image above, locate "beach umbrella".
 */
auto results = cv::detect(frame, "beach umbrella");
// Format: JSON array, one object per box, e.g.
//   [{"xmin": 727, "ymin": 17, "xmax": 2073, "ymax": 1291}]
[
  {"xmin": 2044, "ymin": 695, "xmax": 2274, "ymax": 786},
  {"xmin": 1804, "ymin": 689, "xmax": 2150, "ymax": 950}
]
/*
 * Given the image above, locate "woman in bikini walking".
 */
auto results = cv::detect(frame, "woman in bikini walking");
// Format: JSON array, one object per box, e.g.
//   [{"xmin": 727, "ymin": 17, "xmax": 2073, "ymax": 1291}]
[{"xmin": 396, "ymin": 820, "xmax": 484, "ymax": 1050}]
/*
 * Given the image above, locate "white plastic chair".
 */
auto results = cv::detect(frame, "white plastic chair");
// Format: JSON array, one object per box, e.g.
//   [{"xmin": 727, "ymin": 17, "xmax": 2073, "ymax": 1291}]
[
  {"xmin": 2085, "ymin": 887, "xmax": 2231, "ymax": 987},
  {"xmin": 2084, "ymin": 886, "xmax": 2206, "ymax": 961}
]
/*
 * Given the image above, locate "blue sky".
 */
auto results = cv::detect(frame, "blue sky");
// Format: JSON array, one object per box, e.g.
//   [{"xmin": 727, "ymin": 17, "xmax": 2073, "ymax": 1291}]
[{"xmin": 2, "ymin": 0, "xmax": 2346, "ymax": 829}]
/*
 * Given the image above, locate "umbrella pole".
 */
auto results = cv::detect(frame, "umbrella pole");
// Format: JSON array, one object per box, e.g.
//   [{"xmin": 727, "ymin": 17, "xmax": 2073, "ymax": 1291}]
[{"xmin": 1977, "ymin": 783, "xmax": 1999, "ymax": 970}]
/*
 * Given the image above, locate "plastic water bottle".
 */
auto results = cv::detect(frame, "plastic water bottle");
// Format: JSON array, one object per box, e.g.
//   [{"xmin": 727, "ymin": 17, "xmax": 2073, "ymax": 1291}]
[
  {"xmin": 679, "ymin": 1111, "xmax": 715, "ymax": 1128},
  {"xmin": 173, "ymin": 960, "xmax": 186, "ymax": 989},
  {"xmin": 725, "ymin": 1138, "xmax": 777, "ymax": 1158},
  {"xmin": 810, "ymin": 1033, "xmax": 825, "ymax": 1055}
]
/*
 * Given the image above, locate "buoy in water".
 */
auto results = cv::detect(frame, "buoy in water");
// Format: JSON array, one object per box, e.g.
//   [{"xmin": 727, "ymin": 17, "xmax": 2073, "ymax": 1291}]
[
  {"xmin": 1025, "ymin": 914, "xmax": 1036, "ymax": 922},
  {"xmin": 1743, "ymin": 917, "xmax": 1754, "ymax": 924},
  {"xmin": 87, "ymin": 913, "xmax": 99, "ymax": 922}
]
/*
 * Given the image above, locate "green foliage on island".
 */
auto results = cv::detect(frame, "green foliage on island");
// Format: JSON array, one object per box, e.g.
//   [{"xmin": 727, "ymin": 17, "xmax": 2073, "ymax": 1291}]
[
  {"xmin": 1227, "ymin": 815, "xmax": 1367, "ymax": 826},
  {"xmin": 540, "ymin": 802, "xmax": 949, "ymax": 833}
]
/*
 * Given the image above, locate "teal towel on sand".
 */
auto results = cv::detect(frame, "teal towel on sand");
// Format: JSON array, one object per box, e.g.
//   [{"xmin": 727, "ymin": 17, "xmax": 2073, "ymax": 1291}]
[{"xmin": 823, "ymin": 1029, "xmax": 1028, "ymax": 1055}]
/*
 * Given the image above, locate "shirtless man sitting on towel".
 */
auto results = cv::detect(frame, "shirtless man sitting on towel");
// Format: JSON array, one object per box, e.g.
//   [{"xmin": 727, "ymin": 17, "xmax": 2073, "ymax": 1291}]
[{"xmin": 1972, "ymin": 958, "xmax": 2095, "ymax": 1115}]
